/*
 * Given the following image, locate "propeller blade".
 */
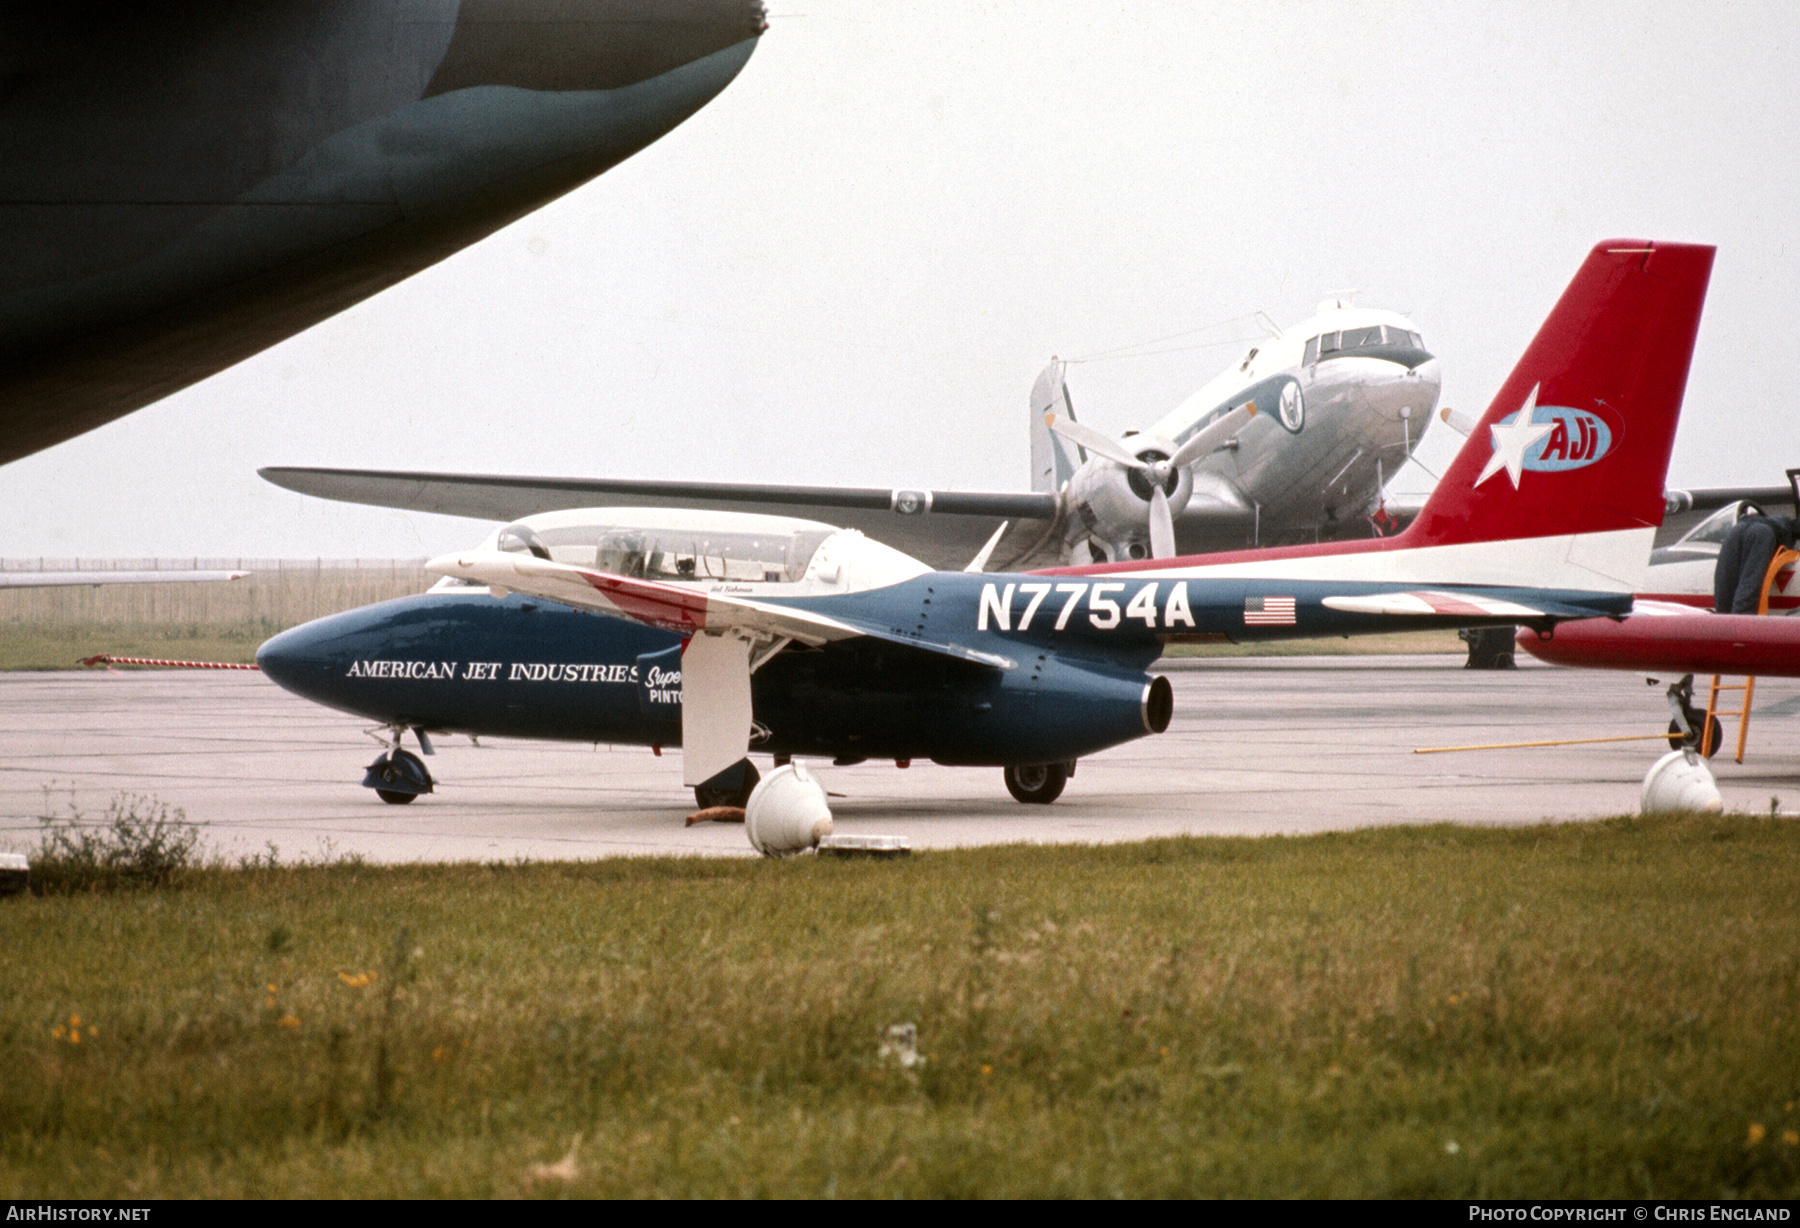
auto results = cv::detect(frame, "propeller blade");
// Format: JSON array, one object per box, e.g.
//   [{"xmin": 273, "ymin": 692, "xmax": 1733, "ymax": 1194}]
[
  {"xmin": 1169, "ymin": 403, "xmax": 1258, "ymax": 470},
  {"xmin": 1437, "ymin": 406, "xmax": 1477, "ymax": 438},
  {"xmin": 1149, "ymin": 485, "xmax": 1177, "ymax": 559},
  {"xmin": 1044, "ymin": 413, "xmax": 1148, "ymax": 471}
]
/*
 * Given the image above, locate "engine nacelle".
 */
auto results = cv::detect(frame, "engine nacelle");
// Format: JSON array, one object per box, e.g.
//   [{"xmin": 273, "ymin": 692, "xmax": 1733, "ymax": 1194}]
[{"xmin": 1062, "ymin": 437, "xmax": 1194, "ymax": 562}]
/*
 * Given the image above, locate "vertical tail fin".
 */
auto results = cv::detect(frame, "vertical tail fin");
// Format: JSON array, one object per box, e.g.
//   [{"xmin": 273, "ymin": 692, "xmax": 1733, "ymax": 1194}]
[
  {"xmin": 1029, "ymin": 360, "xmax": 1083, "ymax": 492},
  {"xmin": 1405, "ymin": 241, "xmax": 1714, "ymax": 573}
]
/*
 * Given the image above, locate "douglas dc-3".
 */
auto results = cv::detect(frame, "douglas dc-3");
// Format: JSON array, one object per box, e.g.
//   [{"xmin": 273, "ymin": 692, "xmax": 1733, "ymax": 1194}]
[
  {"xmin": 256, "ymin": 240, "xmax": 1713, "ymax": 809},
  {"xmin": 1031, "ymin": 298, "xmax": 1438, "ymax": 563},
  {"xmin": 260, "ymin": 300, "xmax": 1441, "ymax": 570}
]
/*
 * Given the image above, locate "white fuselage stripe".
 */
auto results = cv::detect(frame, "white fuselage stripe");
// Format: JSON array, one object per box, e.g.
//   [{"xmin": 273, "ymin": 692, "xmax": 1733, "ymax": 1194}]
[{"xmin": 1096, "ymin": 528, "xmax": 1652, "ymax": 593}]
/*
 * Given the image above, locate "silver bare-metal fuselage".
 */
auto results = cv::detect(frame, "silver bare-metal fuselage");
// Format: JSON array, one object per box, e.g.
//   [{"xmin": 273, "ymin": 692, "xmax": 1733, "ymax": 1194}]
[
  {"xmin": 1157, "ymin": 312, "xmax": 1441, "ymax": 552},
  {"xmin": 1055, "ymin": 307, "xmax": 1441, "ymax": 563},
  {"xmin": 1190, "ymin": 350, "xmax": 1441, "ymax": 542}
]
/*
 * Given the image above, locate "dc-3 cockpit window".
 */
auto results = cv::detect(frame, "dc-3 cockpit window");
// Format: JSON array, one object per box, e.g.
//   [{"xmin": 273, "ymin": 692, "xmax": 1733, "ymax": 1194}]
[
  {"xmin": 595, "ymin": 526, "xmax": 836, "ymax": 584},
  {"xmin": 1304, "ymin": 324, "xmax": 1421, "ymax": 366}
]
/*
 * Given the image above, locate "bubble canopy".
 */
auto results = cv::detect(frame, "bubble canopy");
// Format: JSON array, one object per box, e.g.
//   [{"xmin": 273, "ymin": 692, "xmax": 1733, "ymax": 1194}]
[{"xmin": 446, "ymin": 507, "xmax": 932, "ymax": 592}]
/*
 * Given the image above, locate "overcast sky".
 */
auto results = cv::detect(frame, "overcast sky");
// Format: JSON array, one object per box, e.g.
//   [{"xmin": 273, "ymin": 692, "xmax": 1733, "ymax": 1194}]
[{"xmin": 5, "ymin": 0, "xmax": 1797, "ymax": 561}]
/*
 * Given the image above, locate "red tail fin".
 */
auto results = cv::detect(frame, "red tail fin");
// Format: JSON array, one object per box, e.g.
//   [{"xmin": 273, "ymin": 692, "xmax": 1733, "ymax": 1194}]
[{"xmin": 1405, "ymin": 240, "xmax": 1714, "ymax": 547}]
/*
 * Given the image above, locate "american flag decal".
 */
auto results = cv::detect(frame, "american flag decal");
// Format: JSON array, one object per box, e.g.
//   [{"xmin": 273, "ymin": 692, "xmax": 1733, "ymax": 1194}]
[{"xmin": 1244, "ymin": 595, "xmax": 1297, "ymax": 626}]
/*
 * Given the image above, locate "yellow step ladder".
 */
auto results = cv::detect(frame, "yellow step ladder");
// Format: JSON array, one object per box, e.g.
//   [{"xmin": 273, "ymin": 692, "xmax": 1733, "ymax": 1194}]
[{"xmin": 1703, "ymin": 545, "xmax": 1798, "ymax": 762}]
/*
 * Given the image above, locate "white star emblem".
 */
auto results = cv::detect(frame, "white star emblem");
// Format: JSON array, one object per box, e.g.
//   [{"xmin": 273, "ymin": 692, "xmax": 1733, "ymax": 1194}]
[{"xmin": 1473, "ymin": 385, "xmax": 1555, "ymax": 490}]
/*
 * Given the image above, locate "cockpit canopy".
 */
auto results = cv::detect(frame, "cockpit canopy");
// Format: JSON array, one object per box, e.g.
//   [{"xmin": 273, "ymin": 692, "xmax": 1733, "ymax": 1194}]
[
  {"xmin": 492, "ymin": 508, "xmax": 833, "ymax": 583},
  {"xmin": 1680, "ymin": 502, "xmax": 1746, "ymax": 549},
  {"xmin": 433, "ymin": 506, "xmax": 931, "ymax": 595}
]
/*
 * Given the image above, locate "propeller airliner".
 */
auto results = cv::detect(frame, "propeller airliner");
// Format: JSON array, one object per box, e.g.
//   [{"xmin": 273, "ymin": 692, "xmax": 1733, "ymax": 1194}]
[
  {"xmin": 1033, "ymin": 299, "xmax": 1439, "ymax": 563},
  {"xmin": 259, "ymin": 301, "xmax": 1441, "ymax": 572}
]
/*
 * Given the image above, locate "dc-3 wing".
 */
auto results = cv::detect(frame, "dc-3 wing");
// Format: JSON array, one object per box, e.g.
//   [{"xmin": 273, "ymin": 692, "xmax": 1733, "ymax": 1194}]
[
  {"xmin": 426, "ymin": 549, "xmax": 1012, "ymax": 788},
  {"xmin": 273, "ymin": 467, "xmax": 1061, "ymax": 572}
]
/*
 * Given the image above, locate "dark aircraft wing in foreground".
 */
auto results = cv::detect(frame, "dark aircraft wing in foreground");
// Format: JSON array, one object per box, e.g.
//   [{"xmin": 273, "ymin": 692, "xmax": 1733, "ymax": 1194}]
[{"xmin": 0, "ymin": 0, "xmax": 767, "ymax": 464}]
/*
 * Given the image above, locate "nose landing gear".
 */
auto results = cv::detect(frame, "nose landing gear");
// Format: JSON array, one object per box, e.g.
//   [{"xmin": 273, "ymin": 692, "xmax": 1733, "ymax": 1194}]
[{"xmin": 362, "ymin": 726, "xmax": 436, "ymax": 803}]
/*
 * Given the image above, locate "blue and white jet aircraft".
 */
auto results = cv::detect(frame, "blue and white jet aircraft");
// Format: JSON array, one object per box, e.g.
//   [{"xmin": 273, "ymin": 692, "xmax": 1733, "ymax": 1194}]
[{"xmin": 257, "ymin": 241, "xmax": 1714, "ymax": 809}]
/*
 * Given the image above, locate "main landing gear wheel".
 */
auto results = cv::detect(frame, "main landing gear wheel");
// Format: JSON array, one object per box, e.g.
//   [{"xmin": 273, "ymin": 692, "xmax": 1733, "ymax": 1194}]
[
  {"xmin": 694, "ymin": 759, "xmax": 761, "ymax": 810},
  {"xmin": 1667, "ymin": 715, "xmax": 1724, "ymax": 758},
  {"xmin": 1459, "ymin": 625, "xmax": 1517, "ymax": 669},
  {"xmin": 1004, "ymin": 762, "xmax": 1069, "ymax": 805},
  {"xmin": 367, "ymin": 748, "xmax": 433, "ymax": 804}
]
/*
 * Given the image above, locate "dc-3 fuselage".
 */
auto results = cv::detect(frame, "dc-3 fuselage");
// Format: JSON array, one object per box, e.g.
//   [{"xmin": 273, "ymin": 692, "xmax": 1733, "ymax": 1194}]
[
  {"xmin": 257, "ymin": 240, "xmax": 1716, "ymax": 808},
  {"xmin": 1045, "ymin": 302, "xmax": 1441, "ymax": 563}
]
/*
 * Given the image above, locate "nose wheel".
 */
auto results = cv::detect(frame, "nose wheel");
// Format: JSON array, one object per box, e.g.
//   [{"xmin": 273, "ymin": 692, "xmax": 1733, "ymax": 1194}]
[
  {"xmin": 1004, "ymin": 761, "xmax": 1071, "ymax": 804},
  {"xmin": 363, "ymin": 732, "xmax": 435, "ymax": 803}
]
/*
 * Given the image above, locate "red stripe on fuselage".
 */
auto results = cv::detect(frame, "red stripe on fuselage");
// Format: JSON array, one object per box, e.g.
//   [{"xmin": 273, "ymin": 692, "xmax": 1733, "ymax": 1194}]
[{"xmin": 583, "ymin": 572, "xmax": 709, "ymax": 634}]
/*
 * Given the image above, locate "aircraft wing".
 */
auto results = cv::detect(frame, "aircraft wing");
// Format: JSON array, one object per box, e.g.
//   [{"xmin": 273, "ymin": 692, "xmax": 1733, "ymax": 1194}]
[
  {"xmin": 426, "ymin": 549, "xmax": 1015, "ymax": 670},
  {"xmin": 1655, "ymin": 484, "xmax": 1798, "ymax": 549},
  {"xmin": 1663, "ymin": 485, "xmax": 1797, "ymax": 516},
  {"xmin": 264, "ymin": 467, "xmax": 1060, "ymax": 573},
  {"xmin": 1318, "ymin": 589, "xmax": 1613, "ymax": 621},
  {"xmin": 0, "ymin": 570, "xmax": 248, "ymax": 588}
]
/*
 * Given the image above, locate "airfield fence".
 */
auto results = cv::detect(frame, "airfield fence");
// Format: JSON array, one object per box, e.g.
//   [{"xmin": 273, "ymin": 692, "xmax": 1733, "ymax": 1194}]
[{"xmin": 0, "ymin": 559, "xmax": 431, "ymax": 630}]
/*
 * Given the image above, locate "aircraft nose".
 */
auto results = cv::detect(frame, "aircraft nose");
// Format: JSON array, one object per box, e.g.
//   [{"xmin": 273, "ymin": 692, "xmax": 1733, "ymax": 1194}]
[
  {"xmin": 256, "ymin": 620, "xmax": 340, "ymax": 705},
  {"xmin": 423, "ymin": 0, "xmax": 769, "ymax": 98}
]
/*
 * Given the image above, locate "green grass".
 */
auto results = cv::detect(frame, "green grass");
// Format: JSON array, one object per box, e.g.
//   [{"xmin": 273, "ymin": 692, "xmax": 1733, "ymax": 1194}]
[
  {"xmin": 0, "ymin": 565, "xmax": 429, "ymax": 669},
  {"xmin": 6, "ymin": 817, "xmax": 1800, "ymax": 1197},
  {"xmin": 0, "ymin": 621, "xmax": 268, "ymax": 669}
]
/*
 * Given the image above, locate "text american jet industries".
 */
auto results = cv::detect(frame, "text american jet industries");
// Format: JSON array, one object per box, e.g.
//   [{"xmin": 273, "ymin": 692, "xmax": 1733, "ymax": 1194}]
[{"xmin": 344, "ymin": 660, "xmax": 639, "ymax": 684}]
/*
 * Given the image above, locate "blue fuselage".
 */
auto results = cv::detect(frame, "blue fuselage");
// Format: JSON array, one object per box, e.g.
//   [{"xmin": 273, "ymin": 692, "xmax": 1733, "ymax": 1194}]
[
  {"xmin": 256, "ymin": 581, "xmax": 1168, "ymax": 766},
  {"xmin": 256, "ymin": 570, "xmax": 1630, "ymax": 766}
]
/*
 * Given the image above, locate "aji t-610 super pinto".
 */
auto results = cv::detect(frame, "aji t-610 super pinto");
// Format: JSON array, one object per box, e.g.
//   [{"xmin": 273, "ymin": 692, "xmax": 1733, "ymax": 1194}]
[{"xmin": 257, "ymin": 240, "xmax": 1714, "ymax": 809}]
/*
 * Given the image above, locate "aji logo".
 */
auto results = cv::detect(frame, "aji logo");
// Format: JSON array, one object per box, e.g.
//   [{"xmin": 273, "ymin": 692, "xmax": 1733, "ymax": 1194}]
[{"xmin": 1472, "ymin": 384, "xmax": 1616, "ymax": 490}]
